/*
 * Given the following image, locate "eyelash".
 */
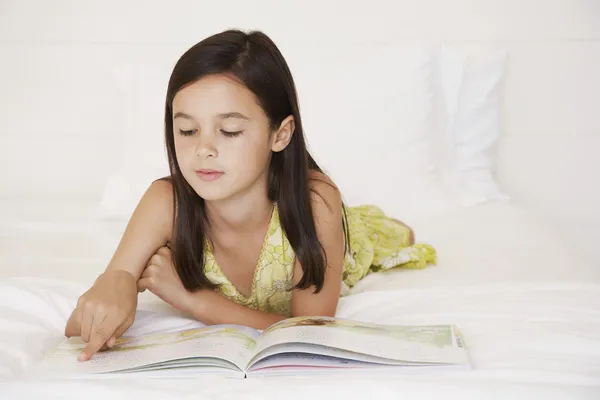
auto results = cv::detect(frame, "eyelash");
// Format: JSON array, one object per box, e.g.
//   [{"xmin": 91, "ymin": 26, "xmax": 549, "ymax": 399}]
[
  {"xmin": 220, "ymin": 129, "xmax": 243, "ymax": 137},
  {"xmin": 178, "ymin": 129, "xmax": 242, "ymax": 137}
]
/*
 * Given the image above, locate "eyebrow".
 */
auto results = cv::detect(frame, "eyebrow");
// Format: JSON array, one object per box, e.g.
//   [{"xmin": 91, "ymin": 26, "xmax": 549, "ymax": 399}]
[
  {"xmin": 173, "ymin": 112, "xmax": 250, "ymax": 120},
  {"xmin": 173, "ymin": 112, "xmax": 194, "ymax": 120}
]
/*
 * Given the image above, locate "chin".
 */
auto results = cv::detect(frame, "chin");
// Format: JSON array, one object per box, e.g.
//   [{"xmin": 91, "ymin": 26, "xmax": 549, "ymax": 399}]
[
  {"xmin": 185, "ymin": 181, "xmax": 233, "ymax": 202},
  {"xmin": 188, "ymin": 185, "xmax": 227, "ymax": 201}
]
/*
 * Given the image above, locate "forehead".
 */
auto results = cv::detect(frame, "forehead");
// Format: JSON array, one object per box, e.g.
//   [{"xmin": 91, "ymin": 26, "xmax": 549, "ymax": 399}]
[{"xmin": 172, "ymin": 74, "xmax": 261, "ymax": 116}]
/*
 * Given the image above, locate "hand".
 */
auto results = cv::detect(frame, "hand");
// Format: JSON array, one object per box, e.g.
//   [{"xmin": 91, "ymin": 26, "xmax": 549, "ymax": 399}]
[
  {"xmin": 65, "ymin": 270, "xmax": 138, "ymax": 361},
  {"xmin": 138, "ymin": 246, "xmax": 193, "ymax": 312}
]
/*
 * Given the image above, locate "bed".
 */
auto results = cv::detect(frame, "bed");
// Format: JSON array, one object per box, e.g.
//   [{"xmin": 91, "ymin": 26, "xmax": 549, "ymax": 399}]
[
  {"xmin": 1, "ymin": 13, "xmax": 599, "ymax": 398},
  {"xmin": 1, "ymin": 200, "xmax": 598, "ymax": 399}
]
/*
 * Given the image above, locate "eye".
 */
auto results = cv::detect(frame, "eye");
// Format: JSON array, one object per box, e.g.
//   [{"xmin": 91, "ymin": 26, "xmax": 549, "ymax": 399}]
[
  {"xmin": 220, "ymin": 129, "xmax": 243, "ymax": 137},
  {"xmin": 178, "ymin": 129, "xmax": 196, "ymax": 136}
]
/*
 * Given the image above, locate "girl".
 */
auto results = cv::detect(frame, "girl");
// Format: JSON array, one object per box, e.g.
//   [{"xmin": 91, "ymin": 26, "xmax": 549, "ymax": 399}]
[{"xmin": 65, "ymin": 29, "xmax": 436, "ymax": 361}]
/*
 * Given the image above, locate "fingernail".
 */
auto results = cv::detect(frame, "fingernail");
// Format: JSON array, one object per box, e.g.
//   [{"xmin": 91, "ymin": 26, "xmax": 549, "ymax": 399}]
[{"xmin": 77, "ymin": 352, "xmax": 87, "ymax": 362}]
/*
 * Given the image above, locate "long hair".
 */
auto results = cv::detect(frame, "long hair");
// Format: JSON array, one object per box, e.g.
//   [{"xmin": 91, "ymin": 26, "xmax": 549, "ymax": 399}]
[{"xmin": 160, "ymin": 29, "xmax": 349, "ymax": 293}]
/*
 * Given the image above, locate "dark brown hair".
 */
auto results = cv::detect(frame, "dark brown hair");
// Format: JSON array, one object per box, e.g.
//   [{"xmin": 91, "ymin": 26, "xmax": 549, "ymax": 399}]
[{"xmin": 160, "ymin": 29, "xmax": 349, "ymax": 293}]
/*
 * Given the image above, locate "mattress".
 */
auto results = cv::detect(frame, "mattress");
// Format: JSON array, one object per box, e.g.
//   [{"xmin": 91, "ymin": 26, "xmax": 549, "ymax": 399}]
[{"xmin": 1, "ymin": 201, "xmax": 599, "ymax": 399}]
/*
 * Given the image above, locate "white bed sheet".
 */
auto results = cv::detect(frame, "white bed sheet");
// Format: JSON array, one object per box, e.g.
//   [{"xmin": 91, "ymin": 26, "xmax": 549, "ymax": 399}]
[{"xmin": 1, "ymin": 201, "xmax": 599, "ymax": 399}]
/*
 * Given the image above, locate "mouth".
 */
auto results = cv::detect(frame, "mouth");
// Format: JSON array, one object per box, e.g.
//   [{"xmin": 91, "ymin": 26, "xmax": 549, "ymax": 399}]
[{"xmin": 196, "ymin": 169, "xmax": 224, "ymax": 182}]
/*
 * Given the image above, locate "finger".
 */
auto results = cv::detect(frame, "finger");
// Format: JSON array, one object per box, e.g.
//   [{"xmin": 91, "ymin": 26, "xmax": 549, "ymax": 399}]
[
  {"xmin": 137, "ymin": 279, "xmax": 147, "ymax": 293},
  {"xmin": 106, "ymin": 336, "xmax": 117, "ymax": 348},
  {"xmin": 112, "ymin": 312, "xmax": 135, "ymax": 341},
  {"xmin": 157, "ymin": 246, "xmax": 170, "ymax": 256},
  {"xmin": 148, "ymin": 253, "xmax": 158, "ymax": 265},
  {"xmin": 64, "ymin": 309, "xmax": 81, "ymax": 338},
  {"xmin": 141, "ymin": 263, "xmax": 154, "ymax": 279},
  {"xmin": 97, "ymin": 313, "xmax": 133, "ymax": 352},
  {"xmin": 137, "ymin": 277, "xmax": 152, "ymax": 293},
  {"xmin": 148, "ymin": 254, "xmax": 162, "ymax": 269},
  {"xmin": 79, "ymin": 312, "xmax": 121, "ymax": 362},
  {"xmin": 80, "ymin": 303, "xmax": 94, "ymax": 343}
]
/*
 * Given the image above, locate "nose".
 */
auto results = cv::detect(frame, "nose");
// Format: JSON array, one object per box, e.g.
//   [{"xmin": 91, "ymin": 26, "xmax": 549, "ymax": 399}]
[{"xmin": 194, "ymin": 132, "xmax": 218, "ymax": 158}]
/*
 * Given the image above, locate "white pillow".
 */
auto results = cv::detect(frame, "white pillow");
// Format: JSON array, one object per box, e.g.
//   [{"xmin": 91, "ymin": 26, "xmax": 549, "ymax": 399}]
[
  {"xmin": 438, "ymin": 45, "xmax": 510, "ymax": 207},
  {"xmin": 97, "ymin": 44, "xmax": 457, "ymax": 223},
  {"xmin": 288, "ymin": 43, "xmax": 457, "ymax": 223}
]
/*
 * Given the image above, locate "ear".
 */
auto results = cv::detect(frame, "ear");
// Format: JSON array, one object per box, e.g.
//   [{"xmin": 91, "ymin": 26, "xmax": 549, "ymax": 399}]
[{"xmin": 271, "ymin": 115, "xmax": 295, "ymax": 152}]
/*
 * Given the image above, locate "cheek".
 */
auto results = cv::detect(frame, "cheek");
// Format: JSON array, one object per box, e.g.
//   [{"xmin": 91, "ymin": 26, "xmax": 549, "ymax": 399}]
[
  {"xmin": 174, "ymin": 137, "xmax": 192, "ymax": 163},
  {"xmin": 229, "ymin": 136, "xmax": 271, "ymax": 172},
  {"xmin": 173, "ymin": 140, "xmax": 197, "ymax": 183}
]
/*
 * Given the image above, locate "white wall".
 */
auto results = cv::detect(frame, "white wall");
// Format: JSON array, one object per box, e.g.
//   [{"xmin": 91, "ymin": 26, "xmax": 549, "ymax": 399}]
[{"xmin": 1, "ymin": 0, "xmax": 599, "ymax": 260}]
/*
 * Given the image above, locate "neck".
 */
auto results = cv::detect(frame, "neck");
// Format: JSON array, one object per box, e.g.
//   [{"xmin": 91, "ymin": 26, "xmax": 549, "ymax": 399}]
[{"xmin": 204, "ymin": 178, "xmax": 274, "ymax": 236}]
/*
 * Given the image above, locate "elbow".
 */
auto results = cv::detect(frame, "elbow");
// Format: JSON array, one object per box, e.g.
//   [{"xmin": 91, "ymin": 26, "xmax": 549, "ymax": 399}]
[
  {"xmin": 292, "ymin": 309, "xmax": 336, "ymax": 319},
  {"xmin": 292, "ymin": 300, "xmax": 339, "ymax": 318},
  {"xmin": 321, "ymin": 309, "xmax": 337, "ymax": 318},
  {"xmin": 318, "ymin": 301, "xmax": 338, "ymax": 317}
]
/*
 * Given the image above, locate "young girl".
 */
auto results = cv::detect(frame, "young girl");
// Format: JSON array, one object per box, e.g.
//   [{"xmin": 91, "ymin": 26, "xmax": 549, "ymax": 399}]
[{"xmin": 65, "ymin": 29, "xmax": 436, "ymax": 361}]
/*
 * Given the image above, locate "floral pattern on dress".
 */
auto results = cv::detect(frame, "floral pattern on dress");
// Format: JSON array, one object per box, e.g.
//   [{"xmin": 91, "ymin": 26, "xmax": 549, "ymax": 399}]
[{"xmin": 204, "ymin": 203, "xmax": 436, "ymax": 317}]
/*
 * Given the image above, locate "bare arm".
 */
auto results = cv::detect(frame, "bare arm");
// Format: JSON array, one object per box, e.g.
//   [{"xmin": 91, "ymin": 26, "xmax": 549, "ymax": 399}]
[
  {"xmin": 291, "ymin": 174, "xmax": 344, "ymax": 317},
  {"xmin": 105, "ymin": 179, "xmax": 174, "ymax": 280},
  {"xmin": 65, "ymin": 179, "xmax": 175, "ymax": 360},
  {"xmin": 187, "ymin": 291, "xmax": 287, "ymax": 330}
]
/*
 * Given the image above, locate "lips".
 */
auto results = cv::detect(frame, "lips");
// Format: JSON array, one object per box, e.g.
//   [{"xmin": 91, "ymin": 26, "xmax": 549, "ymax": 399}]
[{"xmin": 196, "ymin": 169, "xmax": 224, "ymax": 182}]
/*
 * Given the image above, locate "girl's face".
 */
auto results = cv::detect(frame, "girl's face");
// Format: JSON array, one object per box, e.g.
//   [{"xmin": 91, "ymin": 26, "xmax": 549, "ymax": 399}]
[{"xmin": 171, "ymin": 74, "xmax": 292, "ymax": 202}]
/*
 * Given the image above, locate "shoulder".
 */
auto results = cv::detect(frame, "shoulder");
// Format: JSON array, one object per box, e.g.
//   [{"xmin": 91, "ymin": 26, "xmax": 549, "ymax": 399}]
[
  {"xmin": 146, "ymin": 177, "xmax": 175, "ymax": 208},
  {"xmin": 140, "ymin": 177, "xmax": 175, "ymax": 239},
  {"xmin": 308, "ymin": 170, "xmax": 343, "ymax": 223}
]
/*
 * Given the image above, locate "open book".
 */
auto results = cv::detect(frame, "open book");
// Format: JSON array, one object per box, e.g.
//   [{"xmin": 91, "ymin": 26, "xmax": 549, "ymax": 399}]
[{"xmin": 33, "ymin": 316, "xmax": 470, "ymax": 378}]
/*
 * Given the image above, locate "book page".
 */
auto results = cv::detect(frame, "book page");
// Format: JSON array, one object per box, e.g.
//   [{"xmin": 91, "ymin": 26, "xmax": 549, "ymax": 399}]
[
  {"xmin": 249, "ymin": 342, "xmax": 434, "ymax": 369},
  {"xmin": 32, "ymin": 324, "xmax": 260, "ymax": 376},
  {"xmin": 256, "ymin": 316, "xmax": 468, "ymax": 366},
  {"xmin": 248, "ymin": 351, "xmax": 382, "ymax": 373},
  {"xmin": 247, "ymin": 354, "xmax": 468, "ymax": 377}
]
